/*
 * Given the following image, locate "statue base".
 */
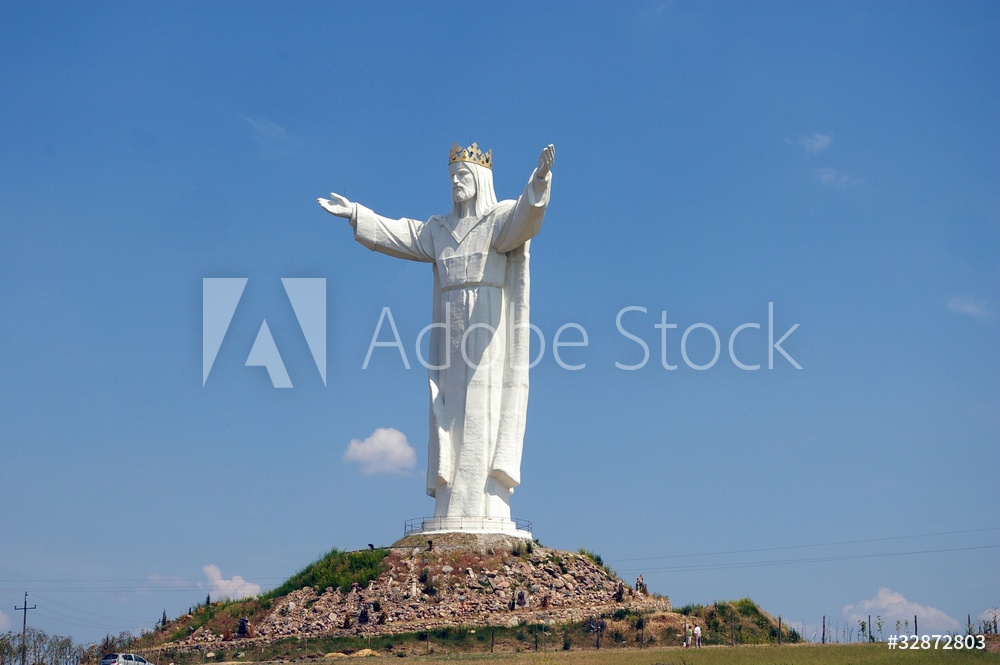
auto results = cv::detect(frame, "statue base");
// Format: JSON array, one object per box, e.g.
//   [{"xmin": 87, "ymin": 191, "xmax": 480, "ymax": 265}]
[{"xmin": 404, "ymin": 516, "xmax": 532, "ymax": 539}]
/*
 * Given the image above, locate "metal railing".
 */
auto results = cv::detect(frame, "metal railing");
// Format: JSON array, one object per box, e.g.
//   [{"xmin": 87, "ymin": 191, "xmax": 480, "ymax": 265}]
[{"xmin": 404, "ymin": 516, "xmax": 532, "ymax": 535}]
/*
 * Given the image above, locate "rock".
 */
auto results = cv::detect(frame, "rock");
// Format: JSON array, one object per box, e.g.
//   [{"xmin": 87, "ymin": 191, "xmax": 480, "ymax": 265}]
[{"xmin": 441, "ymin": 565, "xmax": 453, "ymax": 574}]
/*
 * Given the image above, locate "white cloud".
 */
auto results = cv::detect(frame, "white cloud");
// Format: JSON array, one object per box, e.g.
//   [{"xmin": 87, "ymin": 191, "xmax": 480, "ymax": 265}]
[
  {"xmin": 343, "ymin": 427, "xmax": 416, "ymax": 476},
  {"xmin": 813, "ymin": 167, "xmax": 861, "ymax": 188},
  {"xmin": 0, "ymin": 609, "xmax": 11, "ymax": 631},
  {"xmin": 798, "ymin": 133, "xmax": 832, "ymax": 154},
  {"xmin": 842, "ymin": 588, "xmax": 960, "ymax": 635},
  {"xmin": 947, "ymin": 295, "xmax": 994, "ymax": 320},
  {"xmin": 202, "ymin": 564, "xmax": 261, "ymax": 601}
]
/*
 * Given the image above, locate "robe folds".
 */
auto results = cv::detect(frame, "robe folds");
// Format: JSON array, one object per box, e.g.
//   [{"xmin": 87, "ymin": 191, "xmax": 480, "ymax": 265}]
[{"xmin": 350, "ymin": 170, "xmax": 551, "ymax": 520}]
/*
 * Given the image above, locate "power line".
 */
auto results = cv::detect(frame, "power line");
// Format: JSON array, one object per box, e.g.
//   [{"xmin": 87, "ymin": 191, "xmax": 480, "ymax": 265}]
[
  {"xmin": 609, "ymin": 526, "xmax": 1000, "ymax": 563},
  {"xmin": 32, "ymin": 608, "xmax": 144, "ymax": 633},
  {"xmin": 32, "ymin": 593, "xmax": 162, "ymax": 625},
  {"xmin": 615, "ymin": 543, "xmax": 1000, "ymax": 574}
]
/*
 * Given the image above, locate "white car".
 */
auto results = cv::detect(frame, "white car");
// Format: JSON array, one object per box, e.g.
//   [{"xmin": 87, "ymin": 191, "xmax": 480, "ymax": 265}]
[{"xmin": 101, "ymin": 654, "xmax": 154, "ymax": 665}]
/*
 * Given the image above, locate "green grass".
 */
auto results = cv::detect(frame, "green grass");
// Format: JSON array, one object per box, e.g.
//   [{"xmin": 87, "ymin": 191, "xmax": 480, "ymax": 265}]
[
  {"xmin": 388, "ymin": 642, "xmax": 1000, "ymax": 663},
  {"xmin": 261, "ymin": 547, "xmax": 390, "ymax": 598},
  {"xmin": 153, "ymin": 642, "xmax": 1000, "ymax": 664}
]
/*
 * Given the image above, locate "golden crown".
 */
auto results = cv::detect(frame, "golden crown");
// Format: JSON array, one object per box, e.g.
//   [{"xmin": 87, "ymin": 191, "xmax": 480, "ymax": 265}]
[{"xmin": 449, "ymin": 141, "xmax": 492, "ymax": 169}]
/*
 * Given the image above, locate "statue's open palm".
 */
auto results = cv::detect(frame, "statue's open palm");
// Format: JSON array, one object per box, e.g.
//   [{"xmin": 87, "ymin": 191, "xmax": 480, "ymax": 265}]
[
  {"xmin": 318, "ymin": 192, "xmax": 353, "ymax": 218},
  {"xmin": 537, "ymin": 144, "xmax": 555, "ymax": 179}
]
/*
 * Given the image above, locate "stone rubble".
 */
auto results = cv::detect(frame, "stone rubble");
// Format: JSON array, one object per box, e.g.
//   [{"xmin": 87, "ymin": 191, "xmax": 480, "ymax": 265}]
[{"xmin": 173, "ymin": 536, "xmax": 670, "ymax": 650}]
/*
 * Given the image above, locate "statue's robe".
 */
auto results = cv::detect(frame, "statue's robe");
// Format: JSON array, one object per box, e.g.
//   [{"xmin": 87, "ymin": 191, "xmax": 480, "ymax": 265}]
[{"xmin": 350, "ymin": 169, "xmax": 551, "ymax": 520}]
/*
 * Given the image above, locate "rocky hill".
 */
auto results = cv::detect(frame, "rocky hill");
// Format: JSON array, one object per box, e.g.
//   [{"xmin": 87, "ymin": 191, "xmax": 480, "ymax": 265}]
[{"xmin": 152, "ymin": 534, "xmax": 669, "ymax": 652}]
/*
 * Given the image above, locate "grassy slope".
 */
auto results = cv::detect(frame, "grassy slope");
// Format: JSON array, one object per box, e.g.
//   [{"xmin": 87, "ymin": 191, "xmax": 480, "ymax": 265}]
[{"xmin": 397, "ymin": 642, "xmax": 1000, "ymax": 664}]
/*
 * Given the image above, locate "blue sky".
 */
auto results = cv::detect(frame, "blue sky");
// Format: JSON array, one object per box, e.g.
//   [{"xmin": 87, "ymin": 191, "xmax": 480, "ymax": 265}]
[{"xmin": 2, "ymin": 0, "xmax": 997, "ymax": 645}]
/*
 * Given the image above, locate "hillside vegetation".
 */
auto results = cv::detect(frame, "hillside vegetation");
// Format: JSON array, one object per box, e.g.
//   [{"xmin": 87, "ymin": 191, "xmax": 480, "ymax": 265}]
[
  {"xmin": 133, "ymin": 545, "xmax": 806, "ymax": 661},
  {"xmin": 146, "ymin": 548, "xmax": 390, "ymax": 646},
  {"xmin": 262, "ymin": 547, "xmax": 389, "ymax": 599},
  {"xmin": 677, "ymin": 597, "xmax": 802, "ymax": 645}
]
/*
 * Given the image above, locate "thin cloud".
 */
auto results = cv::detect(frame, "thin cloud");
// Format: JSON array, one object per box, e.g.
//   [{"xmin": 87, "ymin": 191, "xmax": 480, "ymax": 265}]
[
  {"xmin": 139, "ymin": 573, "xmax": 193, "ymax": 595},
  {"xmin": 798, "ymin": 133, "xmax": 832, "ymax": 154},
  {"xmin": 640, "ymin": 1, "xmax": 674, "ymax": 17},
  {"xmin": 842, "ymin": 588, "xmax": 960, "ymax": 634},
  {"xmin": 202, "ymin": 564, "xmax": 261, "ymax": 601},
  {"xmin": 947, "ymin": 295, "xmax": 994, "ymax": 320},
  {"xmin": 0, "ymin": 610, "xmax": 11, "ymax": 631},
  {"xmin": 813, "ymin": 167, "xmax": 861, "ymax": 188},
  {"xmin": 240, "ymin": 114, "xmax": 293, "ymax": 151},
  {"xmin": 344, "ymin": 427, "xmax": 416, "ymax": 476}
]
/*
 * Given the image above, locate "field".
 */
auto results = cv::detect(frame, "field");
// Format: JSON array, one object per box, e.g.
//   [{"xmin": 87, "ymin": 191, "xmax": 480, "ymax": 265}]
[{"xmin": 246, "ymin": 642, "xmax": 1000, "ymax": 664}]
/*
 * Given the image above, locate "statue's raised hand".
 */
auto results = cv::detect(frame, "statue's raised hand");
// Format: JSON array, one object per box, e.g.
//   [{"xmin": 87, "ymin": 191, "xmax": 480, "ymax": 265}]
[
  {"xmin": 536, "ymin": 144, "xmax": 555, "ymax": 179},
  {"xmin": 317, "ymin": 192, "xmax": 354, "ymax": 219}
]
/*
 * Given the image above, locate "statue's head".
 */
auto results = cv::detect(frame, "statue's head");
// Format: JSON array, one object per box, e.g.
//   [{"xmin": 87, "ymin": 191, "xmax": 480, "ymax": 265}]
[
  {"xmin": 448, "ymin": 142, "xmax": 497, "ymax": 217},
  {"xmin": 450, "ymin": 161, "xmax": 477, "ymax": 204}
]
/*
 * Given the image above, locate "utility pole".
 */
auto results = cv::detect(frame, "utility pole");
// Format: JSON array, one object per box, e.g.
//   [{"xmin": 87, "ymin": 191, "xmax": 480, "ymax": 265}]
[{"xmin": 15, "ymin": 592, "xmax": 36, "ymax": 665}]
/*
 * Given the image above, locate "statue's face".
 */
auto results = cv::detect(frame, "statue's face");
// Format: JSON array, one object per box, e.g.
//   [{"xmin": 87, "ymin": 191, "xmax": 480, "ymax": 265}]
[{"xmin": 449, "ymin": 162, "xmax": 476, "ymax": 204}]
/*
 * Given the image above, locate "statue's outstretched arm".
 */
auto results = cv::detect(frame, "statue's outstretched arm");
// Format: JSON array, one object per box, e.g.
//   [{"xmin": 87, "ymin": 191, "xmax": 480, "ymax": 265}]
[{"xmin": 317, "ymin": 192, "xmax": 355, "ymax": 219}]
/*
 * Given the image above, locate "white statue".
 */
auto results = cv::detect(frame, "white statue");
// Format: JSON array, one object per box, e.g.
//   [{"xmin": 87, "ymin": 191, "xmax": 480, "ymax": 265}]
[{"xmin": 319, "ymin": 142, "xmax": 554, "ymax": 532}]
